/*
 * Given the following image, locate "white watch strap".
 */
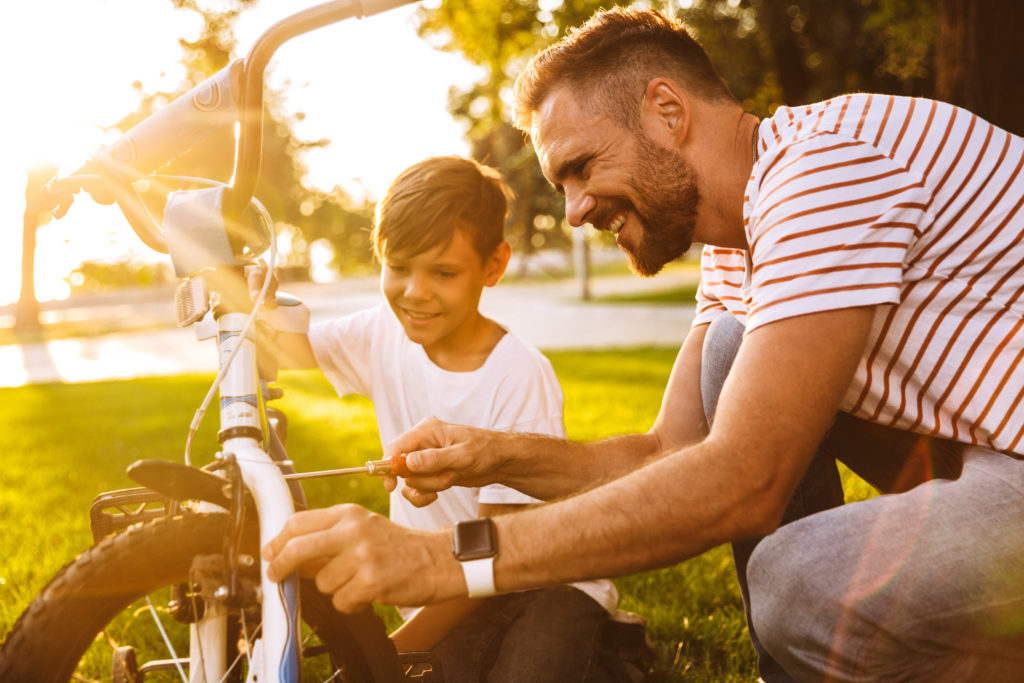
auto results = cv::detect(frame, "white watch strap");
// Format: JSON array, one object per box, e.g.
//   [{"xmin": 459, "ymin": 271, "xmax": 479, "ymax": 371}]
[{"xmin": 460, "ymin": 556, "xmax": 496, "ymax": 598}]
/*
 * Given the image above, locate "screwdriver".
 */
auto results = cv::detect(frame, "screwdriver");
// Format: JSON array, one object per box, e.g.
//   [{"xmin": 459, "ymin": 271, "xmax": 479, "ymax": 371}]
[{"xmin": 282, "ymin": 453, "xmax": 411, "ymax": 481}]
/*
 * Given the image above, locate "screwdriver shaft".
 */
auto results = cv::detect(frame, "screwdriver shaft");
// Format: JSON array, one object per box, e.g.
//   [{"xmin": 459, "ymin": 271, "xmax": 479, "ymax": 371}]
[
  {"xmin": 282, "ymin": 456, "xmax": 400, "ymax": 481},
  {"xmin": 282, "ymin": 465, "xmax": 370, "ymax": 480}
]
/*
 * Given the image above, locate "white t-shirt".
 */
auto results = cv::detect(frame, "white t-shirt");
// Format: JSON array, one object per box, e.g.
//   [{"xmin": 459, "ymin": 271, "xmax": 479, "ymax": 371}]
[
  {"xmin": 309, "ymin": 304, "xmax": 618, "ymax": 613},
  {"xmin": 696, "ymin": 94, "xmax": 1024, "ymax": 454}
]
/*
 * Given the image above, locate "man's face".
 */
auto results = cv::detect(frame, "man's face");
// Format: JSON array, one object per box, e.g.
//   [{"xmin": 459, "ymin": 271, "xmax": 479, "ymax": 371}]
[{"xmin": 532, "ymin": 88, "xmax": 699, "ymax": 276}]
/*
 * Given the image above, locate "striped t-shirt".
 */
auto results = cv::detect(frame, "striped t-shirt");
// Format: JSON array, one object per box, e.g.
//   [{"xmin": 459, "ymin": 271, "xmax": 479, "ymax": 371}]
[{"xmin": 695, "ymin": 94, "xmax": 1024, "ymax": 454}]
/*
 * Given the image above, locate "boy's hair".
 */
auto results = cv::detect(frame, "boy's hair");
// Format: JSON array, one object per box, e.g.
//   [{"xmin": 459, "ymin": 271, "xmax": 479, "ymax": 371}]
[
  {"xmin": 513, "ymin": 7, "xmax": 734, "ymax": 133},
  {"xmin": 372, "ymin": 156, "xmax": 514, "ymax": 262}
]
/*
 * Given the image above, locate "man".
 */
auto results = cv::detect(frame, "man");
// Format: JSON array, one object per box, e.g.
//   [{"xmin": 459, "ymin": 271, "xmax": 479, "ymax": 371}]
[{"xmin": 265, "ymin": 7, "xmax": 1024, "ymax": 681}]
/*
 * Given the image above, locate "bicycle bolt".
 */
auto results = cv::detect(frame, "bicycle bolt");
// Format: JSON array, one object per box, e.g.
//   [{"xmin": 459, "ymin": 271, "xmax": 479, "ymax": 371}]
[
  {"xmin": 213, "ymin": 586, "xmax": 229, "ymax": 600},
  {"xmin": 238, "ymin": 554, "xmax": 256, "ymax": 568}
]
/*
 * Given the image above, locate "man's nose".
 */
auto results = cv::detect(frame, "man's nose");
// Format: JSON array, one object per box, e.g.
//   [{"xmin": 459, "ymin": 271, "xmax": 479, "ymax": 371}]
[{"xmin": 564, "ymin": 183, "xmax": 596, "ymax": 228}]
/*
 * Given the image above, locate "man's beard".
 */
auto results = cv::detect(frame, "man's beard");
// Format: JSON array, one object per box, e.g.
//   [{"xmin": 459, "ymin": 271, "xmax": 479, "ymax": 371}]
[{"xmin": 623, "ymin": 131, "xmax": 700, "ymax": 277}]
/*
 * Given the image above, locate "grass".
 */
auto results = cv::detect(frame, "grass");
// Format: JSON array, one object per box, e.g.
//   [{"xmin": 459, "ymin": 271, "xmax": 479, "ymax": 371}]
[
  {"xmin": 0, "ymin": 348, "xmax": 877, "ymax": 680},
  {"xmin": 590, "ymin": 283, "xmax": 700, "ymax": 306}
]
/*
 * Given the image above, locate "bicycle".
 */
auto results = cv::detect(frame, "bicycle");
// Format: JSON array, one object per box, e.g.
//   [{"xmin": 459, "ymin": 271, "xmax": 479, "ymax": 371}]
[{"xmin": 0, "ymin": 1, "xmax": 428, "ymax": 681}]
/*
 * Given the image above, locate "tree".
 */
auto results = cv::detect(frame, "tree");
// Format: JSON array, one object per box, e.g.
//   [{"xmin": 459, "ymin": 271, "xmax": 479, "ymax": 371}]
[
  {"xmin": 417, "ymin": 1, "xmax": 620, "ymax": 274},
  {"xmin": 935, "ymin": 0, "xmax": 1024, "ymax": 135},
  {"xmin": 106, "ymin": 0, "xmax": 374, "ymax": 282},
  {"xmin": 15, "ymin": 163, "xmax": 59, "ymax": 335}
]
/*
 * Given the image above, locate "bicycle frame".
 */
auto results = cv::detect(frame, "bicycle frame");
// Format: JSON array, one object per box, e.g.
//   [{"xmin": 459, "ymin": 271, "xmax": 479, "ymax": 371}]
[{"xmin": 38, "ymin": 1, "xmax": 418, "ymax": 680}]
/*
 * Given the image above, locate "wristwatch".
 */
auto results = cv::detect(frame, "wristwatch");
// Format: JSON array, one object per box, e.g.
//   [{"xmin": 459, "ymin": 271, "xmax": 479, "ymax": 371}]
[{"xmin": 452, "ymin": 517, "xmax": 497, "ymax": 598}]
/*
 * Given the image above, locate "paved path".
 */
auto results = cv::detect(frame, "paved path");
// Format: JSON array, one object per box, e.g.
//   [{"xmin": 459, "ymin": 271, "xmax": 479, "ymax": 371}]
[{"xmin": 0, "ymin": 271, "xmax": 696, "ymax": 387}]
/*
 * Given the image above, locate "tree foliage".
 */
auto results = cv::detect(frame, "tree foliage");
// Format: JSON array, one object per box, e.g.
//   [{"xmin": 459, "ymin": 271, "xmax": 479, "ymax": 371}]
[
  {"xmin": 109, "ymin": 0, "xmax": 373, "ymax": 279},
  {"xmin": 416, "ymin": 0, "xmax": 946, "ymax": 262}
]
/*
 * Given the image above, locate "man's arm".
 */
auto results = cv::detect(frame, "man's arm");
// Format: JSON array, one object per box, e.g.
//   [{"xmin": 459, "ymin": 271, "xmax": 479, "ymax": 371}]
[
  {"xmin": 490, "ymin": 306, "xmax": 874, "ymax": 587},
  {"xmin": 385, "ymin": 323, "xmax": 710, "ymax": 504},
  {"xmin": 264, "ymin": 306, "xmax": 874, "ymax": 611}
]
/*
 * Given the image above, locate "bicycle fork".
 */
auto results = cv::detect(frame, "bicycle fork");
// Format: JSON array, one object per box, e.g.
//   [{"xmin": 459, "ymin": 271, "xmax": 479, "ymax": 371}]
[{"xmin": 190, "ymin": 310, "xmax": 300, "ymax": 683}]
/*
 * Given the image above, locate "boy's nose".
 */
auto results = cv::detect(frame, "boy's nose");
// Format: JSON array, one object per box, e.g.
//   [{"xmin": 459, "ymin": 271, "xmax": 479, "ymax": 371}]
[{"xmin": 403, "ymin": 273, "xmax": 430, "ymax": 300}]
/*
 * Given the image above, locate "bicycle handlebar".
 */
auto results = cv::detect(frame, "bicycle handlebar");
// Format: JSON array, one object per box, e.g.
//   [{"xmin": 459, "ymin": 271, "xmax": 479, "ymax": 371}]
[
  {"xmin": 47, "ymin": 0, "xmax": 418, "ymax": 254},
  {"xmin": 225, "ymin": 0, "xmax": 418, "ymax": 216}
]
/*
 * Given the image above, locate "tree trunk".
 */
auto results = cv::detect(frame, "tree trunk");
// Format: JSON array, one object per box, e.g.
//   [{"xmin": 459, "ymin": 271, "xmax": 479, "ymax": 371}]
[
  {"xmin": 936, "ymin": 0, "xmax": 1024, "ymax": 135},
  {"xmin": 15, "ymin": 164, "xmax": 58, "ymax": 335},
  {"xmin": 756, "ymin": 2, "xmax": 811, "ymax": 105}
]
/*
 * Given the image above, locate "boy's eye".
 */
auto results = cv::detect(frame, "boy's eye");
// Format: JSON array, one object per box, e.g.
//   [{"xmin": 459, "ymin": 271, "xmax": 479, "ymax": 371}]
[
  {"xmin": 387, "ymin": 263, "xmax": 408, "ymax": 274},
  {"xmin": 435, "ymin": 271, "xmax": 457, "ymax": 279}
]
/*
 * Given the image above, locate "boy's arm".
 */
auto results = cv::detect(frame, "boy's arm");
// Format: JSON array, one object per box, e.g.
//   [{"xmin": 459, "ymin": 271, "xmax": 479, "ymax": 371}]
[
  {"xmin": 388, "ymin": 503, "xmax": 520, "ymax": 652},
  {"xmin": 273, "ymin": 331, "xmax": 319, "ymax": 370},
  {"xmin": 246, "ymin": 263, "xmax": 319, "ymax": 369},
  {"xmin": 388, "ymin": 598, "xmax": 483, "ymax": 652}
]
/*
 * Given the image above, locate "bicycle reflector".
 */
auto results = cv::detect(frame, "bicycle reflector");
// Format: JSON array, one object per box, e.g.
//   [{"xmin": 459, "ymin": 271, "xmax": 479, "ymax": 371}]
[{"xmin": 164, "ymin": 186, "xmax": 271, "ymax": 277}]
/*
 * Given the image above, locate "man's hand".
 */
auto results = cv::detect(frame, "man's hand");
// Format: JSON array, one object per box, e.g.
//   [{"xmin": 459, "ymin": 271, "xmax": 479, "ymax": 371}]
[
  {"xmin": 382, "ymin": 418, "xmax": 508, "ymax": 507},
  {"xmin": 262, "ymin": 504, "xmax": 459, "ymax": 612}
]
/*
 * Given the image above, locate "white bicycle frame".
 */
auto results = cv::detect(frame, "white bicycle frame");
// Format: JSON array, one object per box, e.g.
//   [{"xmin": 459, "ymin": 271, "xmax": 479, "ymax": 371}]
[{"xmin": 193, "ymin": 307, "xmax": 302, "ymax": 682}]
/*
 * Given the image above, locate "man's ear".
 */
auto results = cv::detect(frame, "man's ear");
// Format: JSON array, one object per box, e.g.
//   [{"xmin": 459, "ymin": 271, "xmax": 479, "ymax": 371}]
[
  {"xmin": 484, "ymin": 241, "xmax": 511, "ymax": 286},
  {"xmin": 640, "ymin": 78, "xmax": 691, "ymax": 145}
]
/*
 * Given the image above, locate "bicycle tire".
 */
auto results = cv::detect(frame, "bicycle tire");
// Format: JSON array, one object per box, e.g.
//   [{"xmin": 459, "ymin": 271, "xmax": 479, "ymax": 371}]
[{"xmin": 0, "ymin": 513, "xmax": 402, "ymax": 682}]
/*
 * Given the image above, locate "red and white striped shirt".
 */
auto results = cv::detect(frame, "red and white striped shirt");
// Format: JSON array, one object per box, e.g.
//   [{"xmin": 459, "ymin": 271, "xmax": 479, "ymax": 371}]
[{"xmin": 695, "ymin": 94, "xmax": 1024, "ymax": 454}]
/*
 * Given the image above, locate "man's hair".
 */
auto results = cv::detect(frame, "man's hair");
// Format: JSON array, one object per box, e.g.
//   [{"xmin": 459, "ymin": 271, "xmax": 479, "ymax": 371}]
[
  {"xmin": 372, "ymin": 156, "xmax": 513, "ymax": 262},
  {"xmin": 513, "ymin": 7, "xmax": 734, "ymax": 133}
]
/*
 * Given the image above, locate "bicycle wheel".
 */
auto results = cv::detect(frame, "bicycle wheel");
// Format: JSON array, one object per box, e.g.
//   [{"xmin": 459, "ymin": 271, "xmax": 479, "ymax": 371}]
[{"xmin": 0, "ymin": 513, "xmax": 402, "ymax": 682}]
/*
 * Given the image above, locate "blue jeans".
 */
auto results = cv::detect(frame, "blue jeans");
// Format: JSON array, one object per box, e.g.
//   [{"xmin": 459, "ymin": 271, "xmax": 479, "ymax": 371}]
[
  {"xmin": 430, "ymin": 586, "xmax": 611, "ymax": 683},
  {"xmin": 700, "ymin": 314, "xmax": 1024, "ymax": 681}
]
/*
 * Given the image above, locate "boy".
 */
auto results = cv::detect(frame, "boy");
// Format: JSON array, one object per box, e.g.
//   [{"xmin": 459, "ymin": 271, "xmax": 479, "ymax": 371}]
[{"xmin": 260, "ymin": 156, "xmax": 617, "ymax": 681}]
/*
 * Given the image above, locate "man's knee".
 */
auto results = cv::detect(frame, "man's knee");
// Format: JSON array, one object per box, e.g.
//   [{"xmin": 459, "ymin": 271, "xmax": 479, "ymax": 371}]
[
  {"xmin": 747, "ymin": 531, "xmax": 819, "ymax": 676},
  {"xmin": 746, "ymin": 521, "xmax": 866, "ymax": 681},
  {"xmin": 700, "ymin": 314, "xmax": 744, "ymax": 423}
]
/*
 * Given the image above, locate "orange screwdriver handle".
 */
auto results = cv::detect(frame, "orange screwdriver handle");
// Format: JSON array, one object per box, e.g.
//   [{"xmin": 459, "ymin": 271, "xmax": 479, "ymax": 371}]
[{"xmin": 389, "ymin": 452, "xmax": 411, "ymax": 477}]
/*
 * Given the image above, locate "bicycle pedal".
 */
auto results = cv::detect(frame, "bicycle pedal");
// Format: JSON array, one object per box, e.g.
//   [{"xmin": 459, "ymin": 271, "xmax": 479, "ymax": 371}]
[
  {"xmin": 397, "ymin": 652, "xmax": 444, "ymax": 682},
  {"xmin": 127, "ymin": 460, "xmax": 231, "ymax": 507}
]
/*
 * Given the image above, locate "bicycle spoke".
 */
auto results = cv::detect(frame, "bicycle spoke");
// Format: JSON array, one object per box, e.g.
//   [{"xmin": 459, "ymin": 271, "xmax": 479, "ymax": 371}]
[{"xmin": 144, "ymin": 596, "xmax": 188, "ymax": 682}]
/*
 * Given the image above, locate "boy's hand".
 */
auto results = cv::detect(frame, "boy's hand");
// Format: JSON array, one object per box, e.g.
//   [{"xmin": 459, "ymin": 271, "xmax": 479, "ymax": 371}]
[
  {"xmin": 245, "ymin": 259, "xmax": 279, "ymax": 308},
  {"xmin": 262, "ymin": 504, "xmax": 460, "ymax": 612},
  {"xmin": 383, "ymin": 418, "xmax": 506, "ymax": 507}
]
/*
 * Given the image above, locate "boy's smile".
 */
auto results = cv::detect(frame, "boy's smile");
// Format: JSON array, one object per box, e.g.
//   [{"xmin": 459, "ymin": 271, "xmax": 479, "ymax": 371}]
[{"xmin": 381, "ymin": 228, "xmax": 509, "ymax": 371}]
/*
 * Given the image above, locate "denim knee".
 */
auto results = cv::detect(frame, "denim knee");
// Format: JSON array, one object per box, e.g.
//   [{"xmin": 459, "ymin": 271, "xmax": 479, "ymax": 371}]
[{"xmin": 747, "ymin": 525, "xmax": 843, "ymax": 681}]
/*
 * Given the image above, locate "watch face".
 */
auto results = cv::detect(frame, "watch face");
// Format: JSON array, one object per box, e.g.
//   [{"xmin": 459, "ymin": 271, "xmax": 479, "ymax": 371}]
[{"xmin": 454, "ymin": 518, "xmax": 496, "ymax": 561}]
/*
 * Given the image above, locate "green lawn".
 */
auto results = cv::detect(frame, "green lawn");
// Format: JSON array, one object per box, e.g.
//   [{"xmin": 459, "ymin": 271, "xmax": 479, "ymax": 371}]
[
  {"xmin": 0, "ymin": 347, "xmax": 873, "ymax": 680},
  {"xmin": 590, "ymin": 283, "xmax": 700, "ymax": 306}
]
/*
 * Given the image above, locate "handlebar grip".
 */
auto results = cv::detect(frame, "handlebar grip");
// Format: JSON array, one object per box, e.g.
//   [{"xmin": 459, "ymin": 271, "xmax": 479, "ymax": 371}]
[{"xmin": 92, "ymin": 59, "xmax": 244, "ymax": 182}]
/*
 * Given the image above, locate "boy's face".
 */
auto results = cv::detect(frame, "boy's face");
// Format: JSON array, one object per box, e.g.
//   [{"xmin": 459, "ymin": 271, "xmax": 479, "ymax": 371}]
[{"xmin": 380, "ymin": 228, "xmax": 509, "ymax": 356}]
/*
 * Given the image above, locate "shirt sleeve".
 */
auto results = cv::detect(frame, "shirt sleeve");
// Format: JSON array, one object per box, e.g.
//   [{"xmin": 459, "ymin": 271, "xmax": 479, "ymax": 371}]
[
  {"xmin": 693, "ymin": 245, "xmax": 748, "ymax": 328},
  {"xmin": 744, "ymin": 133, "xmax": 929, "ymax": 332},
  {"xmin": 307, "ymin": 307, "xmax": 380, "ymax": 398}
]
